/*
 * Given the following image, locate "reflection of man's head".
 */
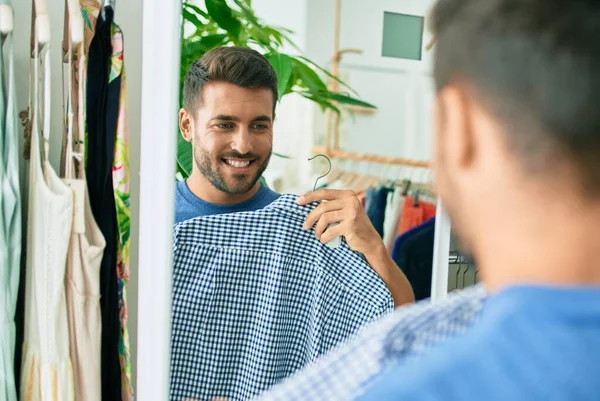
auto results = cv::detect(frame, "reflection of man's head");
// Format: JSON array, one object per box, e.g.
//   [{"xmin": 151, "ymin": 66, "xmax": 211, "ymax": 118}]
[
  {"xmin": 430, "ymin": 0, "xmax": 600, "ymax": 251},
  {"xmin": 180, "ymin": 47, "xmax": 277, "ymax": 195}
]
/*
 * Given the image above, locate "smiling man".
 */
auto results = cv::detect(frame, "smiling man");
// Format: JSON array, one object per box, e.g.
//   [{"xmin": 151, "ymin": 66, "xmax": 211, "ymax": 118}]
[
  {"xmin": 177, "ymin": 47, "xmax": 280, "ymax": 219},
  {"xmin": 176, "ymin": 46, "xmax": 414, "ymax": 306}
]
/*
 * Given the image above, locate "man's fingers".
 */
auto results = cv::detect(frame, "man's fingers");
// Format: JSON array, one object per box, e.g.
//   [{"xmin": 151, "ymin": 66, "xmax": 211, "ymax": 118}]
[
  {"xmin": 314, "ymin": 210, "xmax": 345, "ymax": 239},
  {"xmin": 303, "ymin": 199, "xmax": 345, "ymax": 229},
  {"xmin": 320, "ymin": 222, "xmax": 346, "ymax": 244},
  {"xmin": 297, "ymin": 189, "xmax": 355, "ymax": 205}
]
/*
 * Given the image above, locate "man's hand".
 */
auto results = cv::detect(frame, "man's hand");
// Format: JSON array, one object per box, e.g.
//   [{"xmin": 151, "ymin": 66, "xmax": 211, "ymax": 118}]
[
  {"xmin": 298, "ymin": 189, "xmax": 381, "ymax": 255},
  {"xmin": 298, "ymin": 189, "xmax": 415, "ymax": 306}
]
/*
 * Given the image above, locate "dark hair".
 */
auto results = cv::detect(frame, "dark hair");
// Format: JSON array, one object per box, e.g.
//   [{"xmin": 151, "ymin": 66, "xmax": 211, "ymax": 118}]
[
  {"xmin": 431, "ymin": 0, "xmax": 600, "ymax": 196},
  {"xmin": 183, "ymin": 46, "xmax": 278, "ymax": 116}
]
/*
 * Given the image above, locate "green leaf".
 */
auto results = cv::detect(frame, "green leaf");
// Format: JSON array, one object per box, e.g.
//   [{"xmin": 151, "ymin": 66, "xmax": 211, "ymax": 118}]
[
  {"xmin": 273, "ymin": 152, "xmax": 292, "ymax": 159},
  {"xmin": 259, "ymin": 175, "xmax": 269, "ymax": 188},
  {"xmin": 182, "ymin": 9, "xmax": 205, "ymax": 28},
  {"xmin": 293, "ymin": 58, "xmax": 328, "ymax": 93},
  {"xmin": 232, "ymin": 0, "xmax": 262, "ymax": 27},
  {"xmin": 283, "ymin": 68, "xmax": 298, "ymax": 95},
  {"xmin": 263, "ymin": 26, "xmax": 284, "ymax": 47},
  {"xmin": 183, "ymin": 2, "xmax": 209, "ymax": 18},
  {"xmin": 266, "ymin": 53, "xmax": 293, "ymax": 101},
  {"xmin": 296, "ymin": 55, "xmax": 360, "ymax": 97},
  {"xmin": 205, "ymin": 0, "xmax": 242, "ymax": 39},
  {"xmin": 177, "ymin": 132, "xmax": 194, "ymax": 178},
  {"xmin": 298, "ymin": 91, "xmax": 341, "ymax": 114},
  {"xmin": 248, "ymin": 25, "xmax": 273, "ymax": 49},
  {"xmin": 182, "ymin": 33, "xmax": 229, "ymax": 59},
  {"xmin": 199, "ymin": 33, "xmax": 229, "ymax": 49},
  {"xmin": 325, "ymin": 92, "xmax": 377, "ymax": 109}
]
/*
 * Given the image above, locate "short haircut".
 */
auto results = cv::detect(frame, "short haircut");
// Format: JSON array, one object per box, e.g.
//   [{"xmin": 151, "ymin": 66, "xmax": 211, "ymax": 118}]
[
  {"xmin": 183, "ymin": 46, "xmax": 278, "ymax": 116},
  {"xmin": 431, "ymin": 0, "xmax": 600, "ymax": 196}
]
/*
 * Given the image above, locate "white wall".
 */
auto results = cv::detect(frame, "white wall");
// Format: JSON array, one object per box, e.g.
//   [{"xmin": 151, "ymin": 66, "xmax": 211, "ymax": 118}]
[
  {"xmin": 305, "ymin": 0, "xmax": 436, "ymax": 182},
  {"xmin": 13, "ymin": 0, "xmax": 143, "ymax": 391}
]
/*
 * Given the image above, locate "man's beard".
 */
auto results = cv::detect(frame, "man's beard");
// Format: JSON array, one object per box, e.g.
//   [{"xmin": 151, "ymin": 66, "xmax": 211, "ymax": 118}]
[{"xmin": 194, "ymin": 146, "xmax": 271, "ymax": 195}]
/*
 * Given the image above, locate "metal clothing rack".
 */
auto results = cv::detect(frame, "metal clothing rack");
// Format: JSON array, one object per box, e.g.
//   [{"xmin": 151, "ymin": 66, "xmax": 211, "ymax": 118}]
[{"xmin": 135, "ymin": 2, "xmax": 453, "ymax": 399}]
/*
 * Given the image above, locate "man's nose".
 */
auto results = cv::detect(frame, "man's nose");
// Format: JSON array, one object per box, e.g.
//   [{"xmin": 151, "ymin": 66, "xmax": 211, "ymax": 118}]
[{"xmin": 230, "ymin": 128, "xmax": 252, "ymax": 155}]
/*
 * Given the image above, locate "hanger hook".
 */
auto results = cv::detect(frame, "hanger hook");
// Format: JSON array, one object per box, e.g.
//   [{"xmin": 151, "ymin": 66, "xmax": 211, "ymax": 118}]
[{"xmin": 309, "ymin": 154, "xmax": 332, "ymax": 191}]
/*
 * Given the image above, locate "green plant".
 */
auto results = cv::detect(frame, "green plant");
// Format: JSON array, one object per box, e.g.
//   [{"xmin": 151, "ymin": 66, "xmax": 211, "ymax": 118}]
[{"xmin": 177, "ymin": 0, "xmax": 376, "ymax": 178}]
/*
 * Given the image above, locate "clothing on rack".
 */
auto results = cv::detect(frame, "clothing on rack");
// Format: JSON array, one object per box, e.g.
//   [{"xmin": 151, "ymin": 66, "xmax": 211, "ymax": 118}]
[
  {"xmin": 67, "ymin": 2, "xmax": 134, "ymax": 399},
  {"xmin": 20, "ymin": 45, "xmax": 75, "ymax": 401},
  {"xmin": 253, "ymin": 285, "xmax": 486, "ymax": 401},
  {"xmin": 358, "ymin": 286, "xmax": 600, "ymax": 401},
  {"xmin": 62, "ymin": 6, "xmax": 107, "ymax": 398},
  {"xmin": 365, "ymin": 186, "xmax": 391, "ymax": 238},
  {"xmin": 0, "ymin": 9, "xmax": 22, "ymax": 398},
  {"xmin": 170, "ymin": 194, "xmax": 394, "ymax": 401},
  {"xmin": 392, "ymin": 217, "xmax": 435, "ymax": 301},
  {"xmin": 110, "ymin": 20, "xmax": 134, "ymax": 401},
  {"xmin": 64, "ymin": 183, "xmax": 105, "ymax": 401},
  {"xmin": 86, "ymin": 6, "xmax": 122, "ymax": 400},
  {"xmin": 397, "ymin": 196, "xmax": 436, "ymax": 236},
  {"xmin": 382, "ymin": 187, "xmax": 404, "ymax": 250}
]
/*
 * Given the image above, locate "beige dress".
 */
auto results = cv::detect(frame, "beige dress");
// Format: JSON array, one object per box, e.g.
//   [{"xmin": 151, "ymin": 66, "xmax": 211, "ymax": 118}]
[
  {"xmin": 61, "ymin": 7, "xmax": 106, "ymax": 400},
  {"xmin": 20, "ymin": 45, "xmax": 74, "ymax": 401},
  {"xmin": 64, "ymin": 180, "xmax": 105, "ymax": 401}
]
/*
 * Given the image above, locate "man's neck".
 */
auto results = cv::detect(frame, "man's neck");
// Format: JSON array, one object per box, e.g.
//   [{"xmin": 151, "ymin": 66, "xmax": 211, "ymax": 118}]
[
  {"xmin": 186, "ymin": 171, "xmax": 261, "ymax": 205},
  {"xmin": 476, "ymin": 196, "xmax": 600, "ymax": 294}
]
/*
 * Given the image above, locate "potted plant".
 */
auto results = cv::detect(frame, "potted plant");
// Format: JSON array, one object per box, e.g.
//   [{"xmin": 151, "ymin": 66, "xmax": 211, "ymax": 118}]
[{"xmin": 177, "ymin": 0, "xmax": 376, "ymax": 178}]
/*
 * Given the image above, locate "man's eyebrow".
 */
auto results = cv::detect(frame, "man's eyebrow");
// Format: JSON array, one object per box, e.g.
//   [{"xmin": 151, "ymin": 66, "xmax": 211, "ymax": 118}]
[
  {"xmin": 253, "ymin": 115, "xmax": 272, "ymax": 123},
  {"xmin": 209, "ymin": 115, "xmax": 239, "ymax": 122}
]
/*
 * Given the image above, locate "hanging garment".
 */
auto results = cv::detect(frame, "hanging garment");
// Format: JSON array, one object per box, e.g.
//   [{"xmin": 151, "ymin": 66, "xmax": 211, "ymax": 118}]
[
  {"xmin": 110, "ymin": 22, "xmax": 134, "ymax": 401},
  {"xmin": 171, "ymin": 194, "xmax": 394, "ymax": 401},
  {"xmin": 392, "ymin": 218, "xmax": 435, "ymax": 301},
  {"xmin": 365, "ymin": 186, "xmax": 391, "ymax": 238},
  {"xmin": 20, "ymin": 45, "xmax": 75, "ymax": 401},
  {"xmin": 86, "ymin": 6, "xmax": 122, "ymax": 401},
  {"xmin": 0, "ymin": 11, "xmax": 22, "ymax": 399},
  {"xmin": 63, "ymin": 2, "xmax": 133, "ymax": 399},
  {"xmin": 64, "ymin": 184, "xmax": 105, "ymax": 401},
  {"xmin": 253, "ymin": 285, "xmax": 486, "ymax": 401},
  {"xmin": 397, "ymin": 196, "xmax": 436, "ymax": 236},
  {"xmin": 62, "ymin": 15, "xmax": 106, "ymax": 401},
  {"xmin": 60, "ymin": 0, "xmax": 101, "ymax": 175},
  {"xmin": 382, "ymin": 188, "xmax": 404, "ymax": 251}
]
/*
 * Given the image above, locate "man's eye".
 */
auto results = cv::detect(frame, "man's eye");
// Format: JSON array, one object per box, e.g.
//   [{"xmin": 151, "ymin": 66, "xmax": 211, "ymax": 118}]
[
  {"xmin": 253, "ymin": 124, "xmax": 268, "ymax": 130},
  {"xmin": 216, "ymin": 123, "xmax": 234, "ymax": 129}
]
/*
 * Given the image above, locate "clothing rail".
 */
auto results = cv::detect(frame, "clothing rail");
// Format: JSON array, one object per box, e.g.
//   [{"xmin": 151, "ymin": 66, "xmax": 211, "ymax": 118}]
[
  {"xmin": 448, "ymin": 254, "xmax": 473, "ymax": 265},
  {"xmin": 313, "ymin": 146, "xmax": 431, "ymax": 168}
]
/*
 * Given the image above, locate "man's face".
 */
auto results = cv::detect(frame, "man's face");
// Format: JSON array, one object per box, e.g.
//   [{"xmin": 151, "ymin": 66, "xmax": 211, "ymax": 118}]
[{"xmin": 184, "ymin": 81, "xmax": 274, "ymax": 194}]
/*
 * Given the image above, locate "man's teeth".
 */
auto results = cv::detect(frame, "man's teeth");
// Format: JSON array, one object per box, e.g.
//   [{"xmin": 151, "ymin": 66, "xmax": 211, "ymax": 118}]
[{"xmin": 225, "ymin": 159, "xmax": 251, "ymax": 168}]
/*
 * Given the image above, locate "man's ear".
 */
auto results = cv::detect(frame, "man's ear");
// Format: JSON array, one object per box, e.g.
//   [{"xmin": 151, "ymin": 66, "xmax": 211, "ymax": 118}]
[
  {"xmin": 179, "ymin": 108, "xmax": 194, "ymax": 142},
  {"xmin": 437, "ymin": 86, "xmax": 476, "ymax": 172}
]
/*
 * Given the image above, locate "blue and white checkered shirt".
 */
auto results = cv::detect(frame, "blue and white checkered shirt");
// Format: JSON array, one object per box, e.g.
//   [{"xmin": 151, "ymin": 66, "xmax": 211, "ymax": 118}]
[
  {"xmin": 253, "ymin": 285, "xmax": 486, "ymax": 401},
  {"xmin": 170, "ymin": 194, "xmax": 394, "ymax": 401}
]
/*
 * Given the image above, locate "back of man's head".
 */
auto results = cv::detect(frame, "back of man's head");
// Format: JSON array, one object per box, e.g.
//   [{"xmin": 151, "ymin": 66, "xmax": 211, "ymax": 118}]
[
  {"xmin": 431, "ymin": 0, "xmax": 600, "ymax": 198},
  {"xmin": 183, "ymin": 46, "xmax": 278, "ymax": 116}
]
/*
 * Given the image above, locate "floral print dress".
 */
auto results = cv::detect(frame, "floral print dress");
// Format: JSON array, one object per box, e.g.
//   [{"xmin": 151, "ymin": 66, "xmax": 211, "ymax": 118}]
[{"xmin": 75, "ymin": 2, "xmax": 134, "ymax": 400}]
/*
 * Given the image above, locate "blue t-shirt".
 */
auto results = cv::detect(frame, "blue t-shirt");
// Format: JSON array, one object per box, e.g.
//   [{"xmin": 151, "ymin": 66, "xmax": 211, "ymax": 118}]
[
  {"xmin": 358, "ymin": 285, "xmax": 600, "ymax": 401},
  {"xmin": 174, "ymin": 180, "xmax": 280, "ymax": 224}
]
